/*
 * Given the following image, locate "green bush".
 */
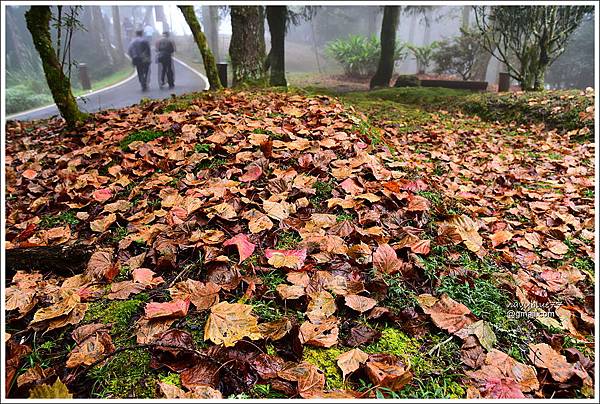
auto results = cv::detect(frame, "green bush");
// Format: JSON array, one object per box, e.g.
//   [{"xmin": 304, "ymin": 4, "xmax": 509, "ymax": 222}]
[
  {"xmin": 407, "ymin": 42, "xmax": 441, "ymax": 74},
  {"xmin": 5, "ymin": 85, "xmax": 53, "ymax": 115},
  {"xmin": 326, "ymin": 35, "xmax": 407, "ymax": 78}
]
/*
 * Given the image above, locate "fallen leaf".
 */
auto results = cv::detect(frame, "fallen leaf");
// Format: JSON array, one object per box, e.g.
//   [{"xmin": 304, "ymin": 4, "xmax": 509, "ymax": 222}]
[
  {"xmin": 90, "ymin": 213, "xmax": 117, "ymax": 232},
  {"xmin": 466, "ymin": 349, "xmax": 539, "ymax": 393},
  {"xmin": 28, "ymin": 378, "xmax": 73, "ymax": 398},
  {"xmin": 204, "ymin": 302, "xmax": 261, "ymax": 347},
  {"xmin": 417, "ymin": 293, "xmax": 476, "ymax": 334},
  {"xmin": 365, "ymin": 354, "xmax": 412, "ymax": 392},
  {"xmin": 337, "ymin": 348, "xmax": 369, "ymax": 379},
  {"xmin": 445, "ymin": 215, "xmax": 483, "ymax": 252},
  {"xmin": 455, "ymin": 320, "xmax": 497, "ymax": 351},
  {"xmin": 373, "ymin": 244, "xmax": 403, "ymax": 275},
  {"xmin": 528, "ymin": 343, "xmax": 574, "ymax": 382},
  {"xmin": 239, "ymin": 165, "xmax": 262, "ymax": 182},
  {"xmin": 344, "ymin": 294, "xmax": 377, "ymax": 313},
  {"xmin": 93, "ymin": 188, "xmax": 113, "ymax": 203},
  {"xmin": 299, "ymin": 320, "xmax": 339, "ymax": 347},
  {"xmin": 85, "ymin": 249, "xmax": 119, "ymax": 282},
  {"xmin": 223, "ymin": 233, "xmax": 256, "ymax": 263},
  {"xmin": 145, "ymin": 299, "xmax": 190, "ymax": 319},
  {"xmin": 169, "ymin": 280, "xmax": 221, "ymax": 311},
  {"xmin": 265, "ymin": 248, "xmax": 307, "ymax": 270},
  {"xmin": 490, "ymin": 230, "xmax": 514, "ymax": 247}
]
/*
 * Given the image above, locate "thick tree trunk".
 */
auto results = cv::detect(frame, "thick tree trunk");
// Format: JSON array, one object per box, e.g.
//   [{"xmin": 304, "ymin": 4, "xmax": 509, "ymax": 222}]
[
  {"xmin": 112, "ymin": 6, "xmax": 124, "ymax": 57},
  {"xmin": 91, "ymin": 7, "xmax": 118, "ymax": 66},
  {"xmin": 202, "ymin": 6, "xmax": 220, "ymax": 61},
  {"xmin": 25, "ymin": 6, "xmax": 86, "ymax": 127},
  {"xmin": 266, "ymin": 6, "xmax": 287, "ymax": 87},
  {"xmin": 178, "ymin": 5, "xmax": 222, "ymax": 90},
  {"xmin": 6, "ymin": 245, "xmax": 95, "ymax": 279},
  {"xmin": 370, "ymin": 6, "xmax": 400, "ymax": 89},
  {"xmin": 230, "ymin": 6, "xmax": 266, "ymax": 86},
  {"xmin": 472, "ymin": 48, "xmax": 493, "ymax": 81}
]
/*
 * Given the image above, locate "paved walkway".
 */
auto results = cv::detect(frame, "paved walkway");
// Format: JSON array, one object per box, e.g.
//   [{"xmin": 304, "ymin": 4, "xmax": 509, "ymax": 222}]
[{"xmin": 8, "ymin": 58, "xmax": 208, "ymax": 121}]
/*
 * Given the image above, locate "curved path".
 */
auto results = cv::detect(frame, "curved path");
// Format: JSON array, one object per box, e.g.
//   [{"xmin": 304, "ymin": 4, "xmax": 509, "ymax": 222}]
[{"xmin": 8, "ymin": 58, "xmax": 208, "ymax": 121}]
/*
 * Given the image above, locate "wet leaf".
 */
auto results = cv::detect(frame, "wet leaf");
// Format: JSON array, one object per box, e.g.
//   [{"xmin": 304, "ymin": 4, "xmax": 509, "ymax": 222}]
[
  {"xmin": 204, "ymin": 302, "xmax": 261, "ymax": 347},
  {"xmin": 223, "ymin": 233, "xmax": 256, "ymax": 263}
]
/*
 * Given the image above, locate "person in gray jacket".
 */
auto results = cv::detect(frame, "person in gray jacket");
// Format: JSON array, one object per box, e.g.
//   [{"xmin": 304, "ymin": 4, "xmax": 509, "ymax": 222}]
[
  {"xmin": 156, "ymin": 31, "xmax": 176, "ymax": 89},
  {"xmin": 128, "ymin": 30, "xmax": 151, "ymax": 91}
]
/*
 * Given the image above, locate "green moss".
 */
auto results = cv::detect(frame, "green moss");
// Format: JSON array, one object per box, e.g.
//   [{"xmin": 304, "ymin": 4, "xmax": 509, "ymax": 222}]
[
  {"xmin": 162, "ymin": 100, "xmax": 191, "ymax": 113},
  {"xmin": 365, "ymin": 327, "xmax": 465, "ymax": 398},
  {"xmin": 302, "ymin": 346, "xmax": 345, "ymax": 390},
  {"xmin": 364, "ymin": 327, "xmax": 420, "ymax": 363},
  {"xmin": 120, "ymin": 130, "xmax": 165, "ymax": 151},
  {"xmin": 89, "ymin": 348, "xmax": 157, "ymax": 398},
  {"xmin": 83, "ymin": 293, "xmax": 149, "ymax": 337},
  {"xmin": 158, "ymin": 372, "xmax": 181, "ymax": 388}
]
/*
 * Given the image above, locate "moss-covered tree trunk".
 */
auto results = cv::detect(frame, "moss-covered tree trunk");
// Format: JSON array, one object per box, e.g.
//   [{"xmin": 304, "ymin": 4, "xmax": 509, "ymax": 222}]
[
  {"xmin": 25, "ymin": 6, "xmax": 86, "ymax": 127},
  {"xmin": 178, "ymin": 5, "xmax": 222, "ymax": 90},
  {"xmin": 230, "ymin": 6, "xmax": 266, "ymax": 86},
  {"xmin": 266, "ymin": 6, "xmax": 287, "ymax": 87},
  {"xmin": 370, "ymin": 6, "xmax": 400, "ymax": 89}
]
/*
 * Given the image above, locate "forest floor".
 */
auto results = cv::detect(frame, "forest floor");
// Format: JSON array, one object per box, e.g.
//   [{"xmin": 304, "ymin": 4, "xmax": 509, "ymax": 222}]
[{"xmin": 4, "ymin": 86, "xmax": 595, "ymax": 399}]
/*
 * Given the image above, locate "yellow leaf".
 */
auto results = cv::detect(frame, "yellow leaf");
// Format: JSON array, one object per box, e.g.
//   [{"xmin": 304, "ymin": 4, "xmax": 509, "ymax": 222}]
[
  {"xmin": 204, "ymin": 302, "xmax": 261, "ymax": 347},
  {"xmin": 29, "ymin": 378, "xmax": 73, "ymax": 399}
]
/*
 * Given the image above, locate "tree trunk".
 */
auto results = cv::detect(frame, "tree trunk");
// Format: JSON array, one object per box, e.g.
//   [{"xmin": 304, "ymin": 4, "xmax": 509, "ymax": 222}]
[
  {"xmin": 423, "ymin": 12, "xmax": 432, "ymax": 46},
  {"xmin": 266, "ymin": 6, "xmax": 287, "ymax": 87},
  {"xmin": 202, "ymin": 6, "xmax": 220, "ymax": 61},
  {"xmin": 370, "ymin": 6, "xmax": 400, "ymax": 89},
  {"xmin": 209, "ymin": 7, "xmax": 220, "ymax": 60},
  {"xmin": 111, "ymin": 6, "xmax": 125, "ymax": 60},
  {"xmin": 91, "ymin": 7, "xmax": 117, "ymax": 66},
  {"xmin": 25, "ymin": 6, "xmax": 86, "ymax": 127},
  {"xmin": 472, "ymin": 47, "xmax": 493, "ymax": 81},
  {"xmin": 6, "ymin": 7, "xmax": 26, "ymax": 69},
  {"xmin": 230, "ymin": 6, "xmax": 266, "ymax": 86},
  {"xmin": 462, "ymin": 6, "xmax": 471, "ymax": 29},
  {"xmin": 6, "ymin": 245, "xmax": 95, "ymax": 279},
  {"xmin": 178, "ymin": 5, "xmax": 222, "ymax": 90}
]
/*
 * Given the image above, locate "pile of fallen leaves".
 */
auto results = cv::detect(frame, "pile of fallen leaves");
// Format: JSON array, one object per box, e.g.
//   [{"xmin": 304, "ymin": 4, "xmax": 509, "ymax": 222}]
[{"xmin": 4, "ymin": 88, "xmax": 595, "ymax": 399}]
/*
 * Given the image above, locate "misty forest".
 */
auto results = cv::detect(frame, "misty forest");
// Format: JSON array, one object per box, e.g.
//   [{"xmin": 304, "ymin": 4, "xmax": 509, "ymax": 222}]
[{"xmin": 3, "ymin": 3, "xmax": 596, "ymax": 400}]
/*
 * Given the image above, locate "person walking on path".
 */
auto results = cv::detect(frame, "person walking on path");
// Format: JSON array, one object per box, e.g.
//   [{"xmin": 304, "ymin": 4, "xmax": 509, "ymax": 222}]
[
  {"xmin": 128, "ymin": 30, "xmax": 152, "ymax": 91},
  {"xmin": 156, "ymin": 31, "xmax": 176, "ymax": 89}
]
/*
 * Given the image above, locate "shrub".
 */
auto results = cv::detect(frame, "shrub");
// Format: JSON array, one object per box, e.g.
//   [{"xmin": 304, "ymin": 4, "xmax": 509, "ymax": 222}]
[
  {"xmin": 5, "ymin": 85, "xmax": 53, "ymax": 115},
  {"xmin": 407, "ymin": 42, "xmax": 441, "ymax": 74},
  {"xmin": 326, "ymin": 35, "xmax": 407, "ymax": 78},
  {"xmin": 432, "ymin": 28, "xmax": 483, "ymax": 80}
]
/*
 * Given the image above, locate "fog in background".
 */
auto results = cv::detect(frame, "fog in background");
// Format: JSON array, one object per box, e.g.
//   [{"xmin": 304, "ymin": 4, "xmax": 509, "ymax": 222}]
[{"xmin": 5, "ymin": 5, "xmax": 595, "ymax": 114}]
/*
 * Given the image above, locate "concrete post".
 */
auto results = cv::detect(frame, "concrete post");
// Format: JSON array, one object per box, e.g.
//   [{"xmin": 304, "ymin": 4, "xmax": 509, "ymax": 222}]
[
  {"xmin": 79, "ymin": 63, "xmax": 92, "ymax": 90},
  {"xmin": 498, "ymin": 72, "xmax": 510, "ymax": 92}
]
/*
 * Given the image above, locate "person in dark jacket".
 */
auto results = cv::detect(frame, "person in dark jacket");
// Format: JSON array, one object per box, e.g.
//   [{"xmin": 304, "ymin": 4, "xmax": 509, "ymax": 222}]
[
  {"xmin": 128, "ymin": 30, "xmax": 151, "ymax": 91},
  {"xmin": 156, "ymin": 31, "xmax": 176, "ymax": 89}
]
